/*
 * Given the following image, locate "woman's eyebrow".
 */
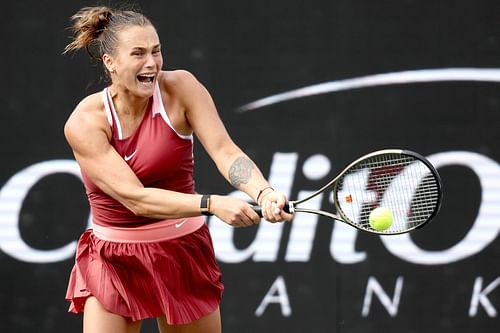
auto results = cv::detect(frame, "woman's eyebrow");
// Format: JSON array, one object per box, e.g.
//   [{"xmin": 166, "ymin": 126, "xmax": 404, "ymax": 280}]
[{"xmin": 130, "ymin": 43, "xmax": 161, "ymax": 51}]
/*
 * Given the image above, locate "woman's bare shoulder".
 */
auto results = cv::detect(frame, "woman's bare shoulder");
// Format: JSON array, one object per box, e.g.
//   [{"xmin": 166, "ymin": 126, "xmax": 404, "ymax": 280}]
[
  {"xmin": 159, "ymin": 69, "xmax": 200, "ymax": 89},
  {"xmin": 65, "ymin": 92, "xmax": 110, "ymax": 141},
  {"xmin": 75, "ymin": 92, "xmax": 105, "ymax": 112}
]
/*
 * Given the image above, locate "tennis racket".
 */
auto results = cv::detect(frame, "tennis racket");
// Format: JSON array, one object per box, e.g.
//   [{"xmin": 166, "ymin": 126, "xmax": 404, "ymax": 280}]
[{"xmin": 254, "ymin": 149, "xmax": 442, "ymax": 235}]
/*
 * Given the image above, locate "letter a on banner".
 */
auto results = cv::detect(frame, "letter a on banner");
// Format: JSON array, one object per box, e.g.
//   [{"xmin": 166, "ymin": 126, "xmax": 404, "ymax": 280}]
[{"xmin": 255, "ymin": 275, "xmax": 292, "ymax": 317}]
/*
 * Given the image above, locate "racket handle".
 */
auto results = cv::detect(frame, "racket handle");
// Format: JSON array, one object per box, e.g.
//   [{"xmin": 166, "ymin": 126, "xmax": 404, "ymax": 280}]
[{"xmin": 252, "ymin": 202, "xmax": 291, "ymax": 217}]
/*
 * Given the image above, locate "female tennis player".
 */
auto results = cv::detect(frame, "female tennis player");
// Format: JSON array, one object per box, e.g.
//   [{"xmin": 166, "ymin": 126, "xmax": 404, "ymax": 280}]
[{"xmin": 63, "ymin": 5, "xmax": 292, "ymax": 333}]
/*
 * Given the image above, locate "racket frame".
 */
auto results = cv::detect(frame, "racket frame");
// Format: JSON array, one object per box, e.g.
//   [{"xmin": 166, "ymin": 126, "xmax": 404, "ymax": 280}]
[{"xmin": 287, "ymin": 149, "xmax": 442, "ymax": 235}]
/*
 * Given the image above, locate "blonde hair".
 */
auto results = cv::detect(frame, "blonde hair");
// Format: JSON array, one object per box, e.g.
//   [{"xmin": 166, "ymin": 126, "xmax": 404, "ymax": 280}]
[{"xmin": 63, "ymin": 6, "xmax": 152, "ymax": 60}]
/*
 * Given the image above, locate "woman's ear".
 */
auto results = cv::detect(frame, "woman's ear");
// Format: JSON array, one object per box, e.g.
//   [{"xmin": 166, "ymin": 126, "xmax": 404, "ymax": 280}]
[{"xmin": 102, "ymin": 54, "xmax": 115, "ymax": 73}]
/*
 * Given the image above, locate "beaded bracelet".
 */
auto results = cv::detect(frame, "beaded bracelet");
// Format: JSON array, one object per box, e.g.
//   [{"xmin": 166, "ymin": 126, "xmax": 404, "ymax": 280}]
[{"xmin": 256, "ymin": 186, "xmax": 275, "ymax": 205}]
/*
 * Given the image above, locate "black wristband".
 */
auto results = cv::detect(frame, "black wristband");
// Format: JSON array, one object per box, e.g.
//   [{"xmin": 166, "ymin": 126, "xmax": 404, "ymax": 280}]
[{"xmin": 200, "ymin": 194, "xmax": 212, "ymax": 216}]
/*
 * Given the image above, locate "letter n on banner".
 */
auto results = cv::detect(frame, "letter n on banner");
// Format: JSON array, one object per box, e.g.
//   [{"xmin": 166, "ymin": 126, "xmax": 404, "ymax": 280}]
[{"xmin": 362, "ymin": 276, "xmax": 404, "ymax": 317}]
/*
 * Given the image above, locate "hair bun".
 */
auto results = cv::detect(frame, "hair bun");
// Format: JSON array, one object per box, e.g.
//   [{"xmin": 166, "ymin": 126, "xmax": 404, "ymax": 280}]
[
  {"xmin": 63, "ymin": 6, "xmax": 114, "ymax": 54},
  {"xmin": 90, "ymin": 7, "xmax": 113, "ymax": 37}
]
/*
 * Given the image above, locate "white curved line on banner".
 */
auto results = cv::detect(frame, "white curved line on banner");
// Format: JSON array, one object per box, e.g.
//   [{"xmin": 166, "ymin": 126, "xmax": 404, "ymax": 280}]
[{"xmin": 237, "ymin": 68, "xmax": 500, "ymax": 112}]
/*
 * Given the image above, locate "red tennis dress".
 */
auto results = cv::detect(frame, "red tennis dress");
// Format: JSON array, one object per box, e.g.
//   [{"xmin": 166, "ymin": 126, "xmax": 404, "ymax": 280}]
[{"xmin": 65, "ymin": 82, "xmax": 223, "ymax": 324}]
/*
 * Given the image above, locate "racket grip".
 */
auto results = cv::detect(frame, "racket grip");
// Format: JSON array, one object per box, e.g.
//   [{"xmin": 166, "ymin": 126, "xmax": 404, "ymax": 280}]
[{"xmin": 252, "ymin": 202, "xmax": 291, "ymax": 217}]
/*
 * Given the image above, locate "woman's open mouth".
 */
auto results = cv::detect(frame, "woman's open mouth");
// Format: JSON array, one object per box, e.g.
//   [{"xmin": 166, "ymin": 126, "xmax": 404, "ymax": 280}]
[{"xmin": 137, "ymin": 73, "xmax": 155, "ymax": 84}]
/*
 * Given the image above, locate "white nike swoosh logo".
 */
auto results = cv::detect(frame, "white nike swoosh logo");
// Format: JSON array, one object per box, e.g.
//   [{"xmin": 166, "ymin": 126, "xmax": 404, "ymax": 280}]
[
  {"xmin": 175, "ymin": 221, "xmax": 186, "ymax": 228},
  {"xmin": 124, "ymin": 150, "xmax": 137, "ymax": 161}
]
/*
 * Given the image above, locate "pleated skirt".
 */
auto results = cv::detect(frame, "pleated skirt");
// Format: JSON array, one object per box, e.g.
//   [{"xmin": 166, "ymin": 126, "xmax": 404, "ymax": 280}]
[{"xmin": 65, "ymin": 223, "xmax": 224, "ymax": 324}]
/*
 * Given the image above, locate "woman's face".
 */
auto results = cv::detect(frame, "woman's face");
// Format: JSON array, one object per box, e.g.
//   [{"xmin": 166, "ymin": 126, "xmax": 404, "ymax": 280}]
[{"xmin": 104, "ymin": 24, "xmax": 163, "ymax": 98}]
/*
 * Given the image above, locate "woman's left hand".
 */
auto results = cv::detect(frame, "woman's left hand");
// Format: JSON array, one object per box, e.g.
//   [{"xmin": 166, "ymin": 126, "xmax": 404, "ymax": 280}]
[{"xmin": 260, "ymin": 190, "xmax": 294, "ymax": 223}]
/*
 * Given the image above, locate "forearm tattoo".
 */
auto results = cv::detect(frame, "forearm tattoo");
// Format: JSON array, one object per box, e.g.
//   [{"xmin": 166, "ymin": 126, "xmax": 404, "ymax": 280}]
[{"xmin": 229, "ymin": 156, "xmax": 254, "ymax": 187}]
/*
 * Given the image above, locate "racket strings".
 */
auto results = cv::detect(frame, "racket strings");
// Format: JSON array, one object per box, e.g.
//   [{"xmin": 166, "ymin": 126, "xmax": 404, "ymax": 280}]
[
  {"xmin": 407, "ymin": 174, "xmax": 440, "ymax": 224},
  {"xmin": 336, "ymin": 153, "xmax": 440, "ymax": 233}
]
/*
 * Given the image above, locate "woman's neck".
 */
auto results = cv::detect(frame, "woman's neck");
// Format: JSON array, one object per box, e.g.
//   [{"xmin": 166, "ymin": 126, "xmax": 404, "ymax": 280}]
[{"xmin": 109, "ymin": 85, "xmax": 150, "ymax": 117}]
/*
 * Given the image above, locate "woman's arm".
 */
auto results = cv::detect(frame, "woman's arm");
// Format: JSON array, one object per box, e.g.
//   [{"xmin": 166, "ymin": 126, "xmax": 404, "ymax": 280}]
[
  {"xmin": 176, "ymin": 70, "xmax": 293, "ymax": 222},
  {"xmin": 64, "ymin": 94, "xmax": 205, "ymax": 220}
]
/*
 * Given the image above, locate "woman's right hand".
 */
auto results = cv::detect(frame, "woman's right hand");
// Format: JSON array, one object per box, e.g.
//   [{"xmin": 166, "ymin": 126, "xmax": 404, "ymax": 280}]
[{"xmin": 209, "ymin": 195, "xmax": 261, "ymax": 227}]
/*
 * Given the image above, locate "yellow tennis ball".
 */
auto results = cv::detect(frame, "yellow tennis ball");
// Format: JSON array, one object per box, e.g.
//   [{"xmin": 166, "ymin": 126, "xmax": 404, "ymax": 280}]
[{"xmin": 369, "ymin": 207, "xmax": 393, "ymax": 231}]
